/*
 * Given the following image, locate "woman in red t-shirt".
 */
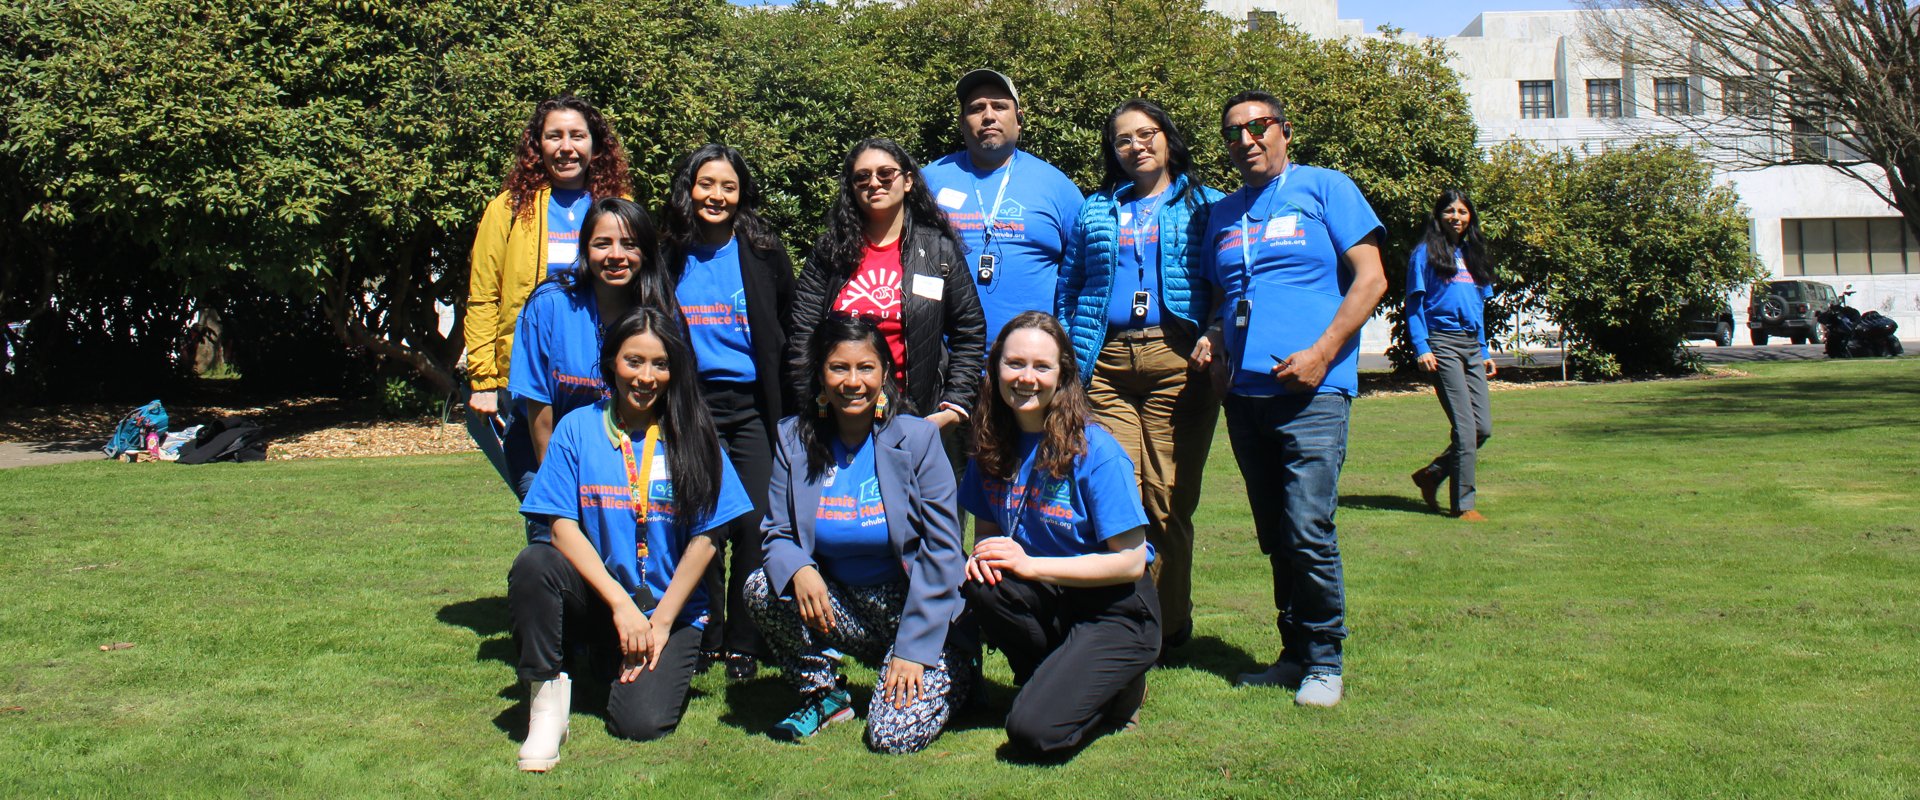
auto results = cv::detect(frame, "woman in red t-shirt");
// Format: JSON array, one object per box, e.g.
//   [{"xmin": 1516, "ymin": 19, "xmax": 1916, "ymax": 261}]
[{"xmin": 790, "ymin": 139, "xmax": 987, "ymax": 430}]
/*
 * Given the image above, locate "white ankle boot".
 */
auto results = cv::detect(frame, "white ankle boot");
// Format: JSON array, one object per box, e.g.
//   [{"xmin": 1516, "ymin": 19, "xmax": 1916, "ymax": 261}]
[{"xmin": 517, "ymin": 673, "xmax": 571, "ymax": 772}]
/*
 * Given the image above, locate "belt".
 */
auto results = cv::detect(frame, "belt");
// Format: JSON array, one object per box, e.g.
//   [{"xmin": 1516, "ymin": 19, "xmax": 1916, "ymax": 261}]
[{"xmin": 1108, "ymin": 326, "xmax": 1165, "ymax": 342}]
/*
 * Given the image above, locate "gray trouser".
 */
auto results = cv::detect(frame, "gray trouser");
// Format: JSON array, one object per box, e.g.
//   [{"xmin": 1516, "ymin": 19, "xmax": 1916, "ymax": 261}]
[{"xmin": 1425, "ymin": 330, "xmax": 1492, "ymax": 512}]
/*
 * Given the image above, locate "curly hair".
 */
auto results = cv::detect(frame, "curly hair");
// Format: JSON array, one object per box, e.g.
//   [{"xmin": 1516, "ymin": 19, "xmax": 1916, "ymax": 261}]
[
  {"xmin": 504, "ymin": 95, "xmax": 633, "ymax": 220},
  {"xmin": 971, "ymin": 311, "xmax": 1089, "ymax": 481},
  {"xmin": 793, "ymin": 313, "xmax": 904, "ymax": 482},
  {"xmin": 812, "ymin": 138, "xmax": 959, "ymax": 282}
]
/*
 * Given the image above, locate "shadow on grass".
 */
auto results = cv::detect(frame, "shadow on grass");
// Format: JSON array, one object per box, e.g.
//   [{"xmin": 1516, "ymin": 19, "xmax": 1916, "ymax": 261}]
[
  {"xmin": 439, "ymin": 596, "xmax": 510, "ymax": 637},
  {"xmin": 1561, "ymin": 367, "xmax": 1919, "ymax": 443},
  {"xmin": 1155, "ymin": 635, "xmax": 1261, "ymax": 685},
  {"xmin": 1339, "ymin": 493, "xmax": 1437, "ymax": 515},
  {"xmin": 716, "ymin": 669, "xmax": 1010, "ymax": 742}
]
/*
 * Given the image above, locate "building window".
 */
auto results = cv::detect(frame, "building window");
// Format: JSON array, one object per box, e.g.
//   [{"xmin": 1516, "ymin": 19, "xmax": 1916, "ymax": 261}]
[
  {"xmin": 1655, "ymin": 78, "xmax": 1692, "ymax": 116},
  {"xmin": 1782, "ymin": 218, "xmax": 1916, "ymax": 276},
  {"xmin": 1519, "ymin": 80, "xmax": 1555, "ymax": 119},
  {"xmin": 1247, "ymin": 10, "xmax": 1278, "ymax": 32},
  {"xmin": 1587, "ymin": 79, "xmax": 1623, "ymax": 118},
  {"xmin": 1722, "ymin": 76, "xmax": 1765, "ymax": 117}
]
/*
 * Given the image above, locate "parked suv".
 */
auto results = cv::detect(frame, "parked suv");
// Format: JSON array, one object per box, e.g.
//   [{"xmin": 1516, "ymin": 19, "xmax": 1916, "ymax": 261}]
[
  {"xmin": 1682, "ymin": 300, "xmax": 1736, "ymax": 347},
  {"xmin": 1748, "ymin": 280, "xmax": 1835, "ymax": 345}
]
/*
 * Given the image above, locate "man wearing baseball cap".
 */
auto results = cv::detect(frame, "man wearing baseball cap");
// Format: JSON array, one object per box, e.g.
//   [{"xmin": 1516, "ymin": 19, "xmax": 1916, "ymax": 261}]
[{"xmin": 921, "ymin": 69, "xmax": 1085, "ymax": 351}]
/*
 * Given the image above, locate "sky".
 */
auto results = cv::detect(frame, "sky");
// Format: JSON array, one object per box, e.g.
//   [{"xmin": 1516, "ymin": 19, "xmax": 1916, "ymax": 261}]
[{"xmin": 728, "ymin": 1, "xmax": 1584, "ymax": 39}]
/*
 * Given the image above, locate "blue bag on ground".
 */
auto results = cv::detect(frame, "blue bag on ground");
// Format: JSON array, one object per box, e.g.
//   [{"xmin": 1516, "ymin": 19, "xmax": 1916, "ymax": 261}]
[{"xmin": 104, "ymin": 400, "xmax": 169, "ymax": 458}]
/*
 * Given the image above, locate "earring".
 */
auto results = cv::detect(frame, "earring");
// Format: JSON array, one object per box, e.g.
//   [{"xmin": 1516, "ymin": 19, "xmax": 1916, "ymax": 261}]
[
  {"xmin": 873, "ymin": 393, "xmax": 889, "ymax": 420},
  {"xmin": 816, "ymin": 392, "xmax": 830, "ymax": 418}
]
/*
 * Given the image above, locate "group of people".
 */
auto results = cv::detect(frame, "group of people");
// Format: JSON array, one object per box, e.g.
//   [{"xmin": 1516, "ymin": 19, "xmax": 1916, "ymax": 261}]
[{"xmin": 461, "ymin": 68, "xmax": 1501, "ymax": 772}]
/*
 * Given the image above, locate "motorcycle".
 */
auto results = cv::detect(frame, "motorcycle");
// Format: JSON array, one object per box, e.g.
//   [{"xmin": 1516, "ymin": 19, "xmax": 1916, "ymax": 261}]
[{"xmin": 1818, "ymin": 287, "xmax": 1903, "ymax": 358}]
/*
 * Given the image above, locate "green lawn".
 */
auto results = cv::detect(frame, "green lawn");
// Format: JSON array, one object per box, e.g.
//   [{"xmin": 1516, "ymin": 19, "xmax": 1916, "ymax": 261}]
[{"xmin": 3, "ymin": 360, "xmax": 1917, "ymax": 798}]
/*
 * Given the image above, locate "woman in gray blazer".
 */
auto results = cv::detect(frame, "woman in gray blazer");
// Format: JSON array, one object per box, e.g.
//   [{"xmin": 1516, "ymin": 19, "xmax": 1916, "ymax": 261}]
[{"xmin": 743, "ymin": 312, "xmax": 971, "ymax": 753}]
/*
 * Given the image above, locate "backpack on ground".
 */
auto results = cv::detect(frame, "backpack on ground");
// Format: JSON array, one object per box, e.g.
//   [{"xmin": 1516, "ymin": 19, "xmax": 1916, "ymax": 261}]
[
  {"xmin": 104, "ymin": 400, "xmax": 169, "ymax": 458},
  {"xmin": 174, "ymin": 416, "xmax": 268, "ymax": 464}
]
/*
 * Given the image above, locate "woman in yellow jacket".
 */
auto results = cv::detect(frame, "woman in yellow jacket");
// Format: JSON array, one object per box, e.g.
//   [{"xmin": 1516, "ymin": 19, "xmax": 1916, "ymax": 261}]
[{"xmin": 465, "ymin": 95, "xmax": 634, "ymax": 494}]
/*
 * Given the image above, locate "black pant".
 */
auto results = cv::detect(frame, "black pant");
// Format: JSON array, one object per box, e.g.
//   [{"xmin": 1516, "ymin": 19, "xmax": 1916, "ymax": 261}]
[
  {"xmin": 508, "ymin": 543, "xmax": 703, "ymax": 742},
  {"xmin": 700, "ymin": 381, "xmax": 773, "ymax": 658},
  {"xmin": 962, "ymin": 575, "xmax": 1161, "ymax": 756}
]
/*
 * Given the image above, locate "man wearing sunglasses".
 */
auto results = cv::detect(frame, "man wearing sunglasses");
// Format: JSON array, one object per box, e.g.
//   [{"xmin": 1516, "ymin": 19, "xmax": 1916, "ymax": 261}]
[
  {"xmin": 1197, "ymin": 90, "xmax": 1388, "ymax": 709},
  {"xmin": 922, "ymin": 68, "xmax": 1085, "ymax": 351}
]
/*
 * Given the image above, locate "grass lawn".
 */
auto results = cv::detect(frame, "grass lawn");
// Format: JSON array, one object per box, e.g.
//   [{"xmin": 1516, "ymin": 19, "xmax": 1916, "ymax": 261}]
[{"xmin": 3, "ymin": 359, "xmax": 1917, "ymax": 798}]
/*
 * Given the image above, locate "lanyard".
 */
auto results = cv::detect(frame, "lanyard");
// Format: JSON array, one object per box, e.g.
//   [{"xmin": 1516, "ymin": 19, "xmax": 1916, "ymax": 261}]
[
  {"xmin": 972, "ymin": 152, "xmax": 1016, "ymax": 252},
  {"xmin": 618, "ymin": 420, "xmax": 663, "ymax": 565},
  {"xmin": 1127, "ymin": 189, "xmax": 1166, "ymax": 279},
  {"xmin": 1235, "ymin": 162, "xmax": 1293, "ymax": 299}
]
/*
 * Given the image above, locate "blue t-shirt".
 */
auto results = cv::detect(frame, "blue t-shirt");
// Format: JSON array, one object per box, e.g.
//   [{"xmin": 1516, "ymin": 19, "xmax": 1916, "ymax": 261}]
[
  {"xmin": 1200, "ymin": 165, "xmax": 1384, "ymax": 398},
  {"xmin": 546, "ymin": 189, "xmax": 591, "ymax": 276},
  {"xmin": 676, "ymin": 239, "xmax": 757, "ymax": 384},
  {"xmin": 921, "ymin": 150, "xmax": 1085, "ymax": 348},
  {"xmin": 1105, "ymin": 189, "xmax": 1168, "ymax": 329},
  {"xmin": 521, "ymin": 401, "xmax": 753, "ymax": 628},
  {"xmin": 958, "ymin": 426, "xmax": 1152, "ymax": 562},
  {"xmin": 1405, "ymin": 241, "xmax": 1493, "ymax": 360},
  {"xmin": 812, "ymin": 435, "xmax": 900, "ymax": 586},
  {"xmin": 509, "ymin": 281, "xmax": 610, "ymax": 419}
]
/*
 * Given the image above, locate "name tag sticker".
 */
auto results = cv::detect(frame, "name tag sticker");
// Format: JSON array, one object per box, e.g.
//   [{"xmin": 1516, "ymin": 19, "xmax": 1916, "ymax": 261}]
[
  {"xmin": 936, "ymin": 188, "xmax": 967, "ymax": 211},
  {"xmin": 1118, "ymin": 212, "xmax": 1133, "ymax": 227},
  {"xmin": 911, "ymin": 274, "xmax": 944, "ymax": 301},
  {"xmin": 547, "ymin": 242, "xmax": 578, "ymax": 266},
  {"xmin": 1266, "ymin": 215, "xmax": 1298, "ymax": 240}
]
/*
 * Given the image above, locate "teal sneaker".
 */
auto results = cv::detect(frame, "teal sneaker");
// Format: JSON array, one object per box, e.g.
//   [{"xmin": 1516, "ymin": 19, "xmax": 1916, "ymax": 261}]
[{"xmin": 771, "ymin": 686, "xmax": 855, "ymax": 741}]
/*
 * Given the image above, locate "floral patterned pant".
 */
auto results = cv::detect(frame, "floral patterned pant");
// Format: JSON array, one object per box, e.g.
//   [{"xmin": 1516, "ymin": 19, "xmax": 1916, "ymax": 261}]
[{"xmin": 743, "ymin": 568, "xmax": 972, "ymax": 754}]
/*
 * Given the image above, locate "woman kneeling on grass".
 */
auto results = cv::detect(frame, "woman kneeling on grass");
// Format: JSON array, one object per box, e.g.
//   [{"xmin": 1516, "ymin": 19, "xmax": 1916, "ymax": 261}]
[
  {"xmin": 960, "ymin": 311, "xmax": 1159, "ymax": 759},
  {"xmin": 508, "ymin": 306, "xmax": 753, "ymax": 771},
  {"xmin": 744, "ymin": 312, "xmax": 972, "ymax": 752}
]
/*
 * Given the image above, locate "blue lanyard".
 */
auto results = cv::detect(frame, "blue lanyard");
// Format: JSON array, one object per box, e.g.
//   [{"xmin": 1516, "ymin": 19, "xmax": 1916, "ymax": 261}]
[
  {"xmin": 1126, "ymin": 189, "xmax": 1166, "ymax": 273},
  {"xmin": 972, "ymin": 152, "xmax": 1016, "ymax": 252},
  {"xmin": 1235, "ymin": 163, "xmax": 1292, "ymax": 303}
]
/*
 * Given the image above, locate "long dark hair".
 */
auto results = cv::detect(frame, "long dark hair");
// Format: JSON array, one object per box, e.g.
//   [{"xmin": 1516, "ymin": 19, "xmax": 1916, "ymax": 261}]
[
  {"xmin": 550, "ymin": 197, "xmax": 674, "ymax": 311},
  {"xmin": 661, "ymin": 143, "xmax": 781, "ymax": 280},
  {"xmin": 598, "ymin": 306, "xmax": 724, "ymax": 533},
  {"xmin": 1100, "ymin": 99, "xmax": 1196, "ymax": 199},
  {"xmin": 1421, "ymin": 189, "xmax": 1492, "ymax": 285},
  {"xmin": 813, "ymin": 138, "xmax": 960, "ymax": 281},
  {"xmin": 504, "ymin": 95, "xmax": 633, "ymax": 220},
  {"xmin": 972, "ymin": 312, "xmax": 1089, "ymax": 481},
  {"xmin": 794, "ymin": 313, "xmax": 904, "ymax": 482}
]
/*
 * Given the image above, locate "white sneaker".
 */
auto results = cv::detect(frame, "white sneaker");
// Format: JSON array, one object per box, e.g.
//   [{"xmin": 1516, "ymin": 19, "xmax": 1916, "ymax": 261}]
[
  {"xmin": 518, "ymin": 673, "xmax": 572, "ymax": 772},
  {"xmin": 1294, "ymin": 673, "xmax": 1343, "ymax": 707},
  {"xmin": 1235, "ymin": 660, "xmax": 1305, "ymax": 689}
]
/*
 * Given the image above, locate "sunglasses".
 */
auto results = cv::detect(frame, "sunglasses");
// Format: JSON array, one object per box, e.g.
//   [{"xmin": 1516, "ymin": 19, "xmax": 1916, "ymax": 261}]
[
  {"xmin": 853, "ymin": 166, "xmax": 902, "ymax": 187},
  {"xmin": 1220, "ymin": 116, "xmax": 1284, "ymax": 144}
]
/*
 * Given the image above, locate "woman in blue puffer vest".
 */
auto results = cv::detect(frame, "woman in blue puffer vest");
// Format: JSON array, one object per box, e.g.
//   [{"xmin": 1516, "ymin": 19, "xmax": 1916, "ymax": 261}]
[{"xmin": 1055, "ymin": 98, "xmax": 1223, "ymax": 652}]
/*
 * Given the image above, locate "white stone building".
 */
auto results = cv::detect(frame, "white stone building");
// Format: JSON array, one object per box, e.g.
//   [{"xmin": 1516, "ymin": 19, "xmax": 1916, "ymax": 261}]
[{"xmin": 1213, "ymin": 1, "xmax": 1920, "ymax": 352}]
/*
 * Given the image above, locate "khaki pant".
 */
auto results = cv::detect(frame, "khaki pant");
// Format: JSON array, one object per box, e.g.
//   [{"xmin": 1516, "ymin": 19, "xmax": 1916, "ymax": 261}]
[{"xmin": 1087, "ymin": 327, "xmax": 1219, "ymax": 644}]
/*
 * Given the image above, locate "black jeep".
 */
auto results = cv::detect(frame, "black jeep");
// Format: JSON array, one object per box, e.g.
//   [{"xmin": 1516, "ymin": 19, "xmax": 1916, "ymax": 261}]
[{"xmin": 1747, "ymin": 280, "xmax": 1835, "ymax": 345}]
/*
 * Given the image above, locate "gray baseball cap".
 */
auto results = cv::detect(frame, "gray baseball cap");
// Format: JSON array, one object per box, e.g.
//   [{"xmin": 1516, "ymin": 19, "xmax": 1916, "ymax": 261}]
[{"xmin": 955, "ymin": 68, "xmax": 1020, "ymax": 107}]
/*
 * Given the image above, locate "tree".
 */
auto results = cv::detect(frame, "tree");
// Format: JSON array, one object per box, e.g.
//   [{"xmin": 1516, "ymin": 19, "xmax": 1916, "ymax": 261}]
[
  {"xmin": 1581, "ymin": 0, "xmax": 1920, "ymax": 243},
  {"xmin": 1474, "ymin": 140, "xmax": 1764, "ymax": 378}
]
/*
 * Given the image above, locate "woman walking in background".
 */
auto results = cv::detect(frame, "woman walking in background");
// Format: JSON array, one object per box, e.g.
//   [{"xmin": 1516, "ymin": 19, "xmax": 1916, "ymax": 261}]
[
  {"xmin": 509, "ymin": 307, "xmax": 754, "ymax": 771},
  {"xmin": 1405, "ymin": 189, "xmax": 1496, "ymax": 521},
  {"xmin": 465, "ymin": 95, "xmax": 633, "ymax": 492},
  {"xmin": 745, "ymin": 314, "xmax": 971, "ymax": 751},
  {"xmin": 1056, "ymin": 99, "xmax": 1222, "ymax": 651},
  {"xmin": 660, "ymin": 144, "xmax": 797, "ymax": 681},
  {"xmin": 960, "ymin": 312, "xmax": 1158, "ymax": 760},
  {"xmin": 789, "ymin": 138, "xmax": 986, "ymax": 431}
]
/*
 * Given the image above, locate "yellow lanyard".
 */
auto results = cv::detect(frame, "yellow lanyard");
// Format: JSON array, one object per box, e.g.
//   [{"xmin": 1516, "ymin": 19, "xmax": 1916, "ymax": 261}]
[{"xmin": 618, "ymin": 422, "xmax": 662, "ymax": 561}]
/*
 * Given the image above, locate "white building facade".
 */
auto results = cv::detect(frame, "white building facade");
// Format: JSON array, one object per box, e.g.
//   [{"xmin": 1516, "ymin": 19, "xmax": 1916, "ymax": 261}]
[{"xmin": 1212, "ymin": 1, "xmax": 1920, "ymax": 352}]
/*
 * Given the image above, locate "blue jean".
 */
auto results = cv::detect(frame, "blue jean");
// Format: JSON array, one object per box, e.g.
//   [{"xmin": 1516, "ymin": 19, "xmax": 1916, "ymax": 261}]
[
  {"xmin": 462, "ymin": 387, "xmax": 514, "ymax": 487},
  {"xmin": 464, "ymin": 389, "xmax": 547, "ymax": 543},
  {"xmin": 1223, "ymin": 392, "xmax": 1350, "ymax": 674}
]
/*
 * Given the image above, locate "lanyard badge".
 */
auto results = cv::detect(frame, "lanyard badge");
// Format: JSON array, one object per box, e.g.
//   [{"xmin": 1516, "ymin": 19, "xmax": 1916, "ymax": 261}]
[
  {"xmin": 619, "ymin": 422, "xmax": 663, "ymax": 565},
  {"xmin": 972, "ymin": 153, "xmax": 1015, "ymax": 287}
]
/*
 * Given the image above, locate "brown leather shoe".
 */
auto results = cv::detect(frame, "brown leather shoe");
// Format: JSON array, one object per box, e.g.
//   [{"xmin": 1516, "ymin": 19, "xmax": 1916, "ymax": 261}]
[
  {"xmin": 1410, "ymin": 467, "xmax": 1442, "ymax": 512},
  {"xmin": 1453, "ymin": 509, "xmax": 1487, "ymax": 522}
]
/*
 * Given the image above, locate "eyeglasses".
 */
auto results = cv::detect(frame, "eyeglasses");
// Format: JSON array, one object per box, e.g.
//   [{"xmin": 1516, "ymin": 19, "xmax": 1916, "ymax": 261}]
[
  {"xmin": 853, "ymin": 167, "xmax": 902, "ymax": 187},
  {"xmin": 1113, "ymin": 127, "xmax": 1162, "ymax": 152},
  {"xmin": 1220, "ymin": 116, "xmax": 1283, "ymax": 144}
]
